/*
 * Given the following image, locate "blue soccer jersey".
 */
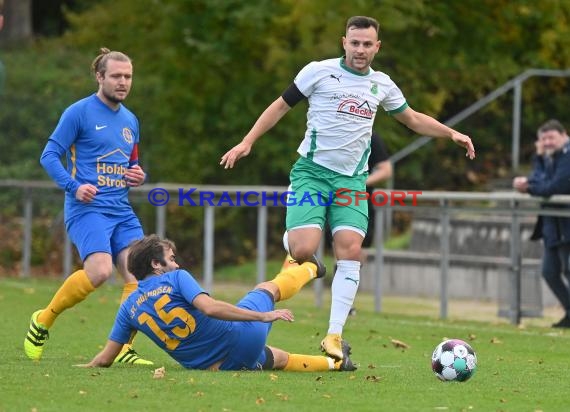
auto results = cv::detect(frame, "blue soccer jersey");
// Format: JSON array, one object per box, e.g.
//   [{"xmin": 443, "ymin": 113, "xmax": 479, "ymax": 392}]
[
  {"xmin": 109, "ymin": 270, "xmax": 240, "ymax": 369},
  {"xmin": 40, "ymin": 94, "xmax": 140, "ymax": 220}
]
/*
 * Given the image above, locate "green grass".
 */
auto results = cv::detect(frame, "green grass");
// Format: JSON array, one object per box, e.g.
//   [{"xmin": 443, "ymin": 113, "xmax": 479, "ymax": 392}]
[{"xmin": 2, "ymin": 276, "xmax": 569, "ymax": 412}]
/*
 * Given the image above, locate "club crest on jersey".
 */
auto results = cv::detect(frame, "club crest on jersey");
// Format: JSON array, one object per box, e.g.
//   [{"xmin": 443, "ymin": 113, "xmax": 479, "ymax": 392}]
[
  {"xmin": 122, "ymin": 127, "xmax": 133, "ymax": 144},
  {"xmin": 337, "ymin": 99, "xmax": 373, "ymax": 120},
  {"xmin": 370, "ymin": 82, "xmax": 378, "ymax": 95}
]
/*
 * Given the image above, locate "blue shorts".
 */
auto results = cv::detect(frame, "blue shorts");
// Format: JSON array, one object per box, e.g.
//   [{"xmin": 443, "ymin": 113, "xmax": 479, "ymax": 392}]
[
  {"xmin": 219, "ymin": 289, "xmax": 275, "ymax": 371},
  {"xmin": 66, "ymin": 211, "xmax": 143, "ymax": 262}
]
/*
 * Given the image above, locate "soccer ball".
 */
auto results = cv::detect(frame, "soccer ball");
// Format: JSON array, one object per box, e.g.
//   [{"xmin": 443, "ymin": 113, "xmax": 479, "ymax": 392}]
[{"xmin": 431, "ymin": 339, "xmax": 477, "ymax": 382}]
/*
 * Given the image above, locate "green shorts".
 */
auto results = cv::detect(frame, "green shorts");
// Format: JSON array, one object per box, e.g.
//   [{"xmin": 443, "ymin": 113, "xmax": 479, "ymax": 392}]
[{"xmin": 285, "ymin": 157, "xmax": 368, "ymax": 233}]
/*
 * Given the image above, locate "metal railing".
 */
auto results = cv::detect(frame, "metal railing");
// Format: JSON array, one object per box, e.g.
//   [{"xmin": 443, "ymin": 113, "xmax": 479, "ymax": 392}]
[
  {"xmin": 389, "ymin": 69, "xmax": 570, "ymax": 176},
  {"xmin": 4, "ymin": 179, "xmax": 570, "ymax": 324}
]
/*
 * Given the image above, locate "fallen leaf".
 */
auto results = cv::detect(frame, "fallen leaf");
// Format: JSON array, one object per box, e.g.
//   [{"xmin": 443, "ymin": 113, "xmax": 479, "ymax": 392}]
[
  {"xmin": 153, "ymin": 366, "xmax": 166, "ymax": 379},
  {"xmin": 269, "ymin": 373, "xmax": 278, "ymax": 381},
  {"xmin": 490, "ymin": 337, "xmax": 503, "ymax": 344},
  {"xmin": 315, "ymin": 376, "xmax": 323, "ymax": 381},
  {"xmin": 468, "ymin": 334, "xmax": 476, "ymax": 340},
  {"xmin": 322, "ymin": 394, "xmax": 331, "ymax": 399},
  {"xmin": 367, "ymin": 364, "xmax": 376, "ymax": 369},
  {"xmin": 391, "ymin": 339, "xmax": 410, "ymax": 349},
  {"xmin": 79, "ymin": 390, "xmax": 87, "ymax": 395},
  {"xmin": 256, "ymin": 397, "xmax": 265, "ymax": 405},
  {"xmin": 365, "ymin": 375, "xmax": 382, "ymax": 382}
]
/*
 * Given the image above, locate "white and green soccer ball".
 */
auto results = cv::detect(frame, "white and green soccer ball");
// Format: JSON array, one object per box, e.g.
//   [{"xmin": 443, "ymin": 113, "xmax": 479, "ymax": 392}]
[{"xmin": 431, "ymin": 339, "xmax": 477, "ymax": 382}]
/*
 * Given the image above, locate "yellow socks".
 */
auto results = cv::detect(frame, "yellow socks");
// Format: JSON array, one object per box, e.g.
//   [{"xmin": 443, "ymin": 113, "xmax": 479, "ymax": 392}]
[
  {"xmin": 284, "ymin": 354, "xmax": 336, "ymax": 371},
  {"xmin": 119, "ymin": 281, "xmax": 138, "ymax": 348},
  {"xmin": 270, "ymin": 263, "xmax": 318, "ymax": 301},
  {"xmin": 280, "ymin": 254, "xmax": 298, "ymax": 271},
  {"xmin": 37, "ymin": 269, "xmax": 95, "ymax": 328},
  {"xmin": 120, "ymin": 281, "xmax": 138, "ymax": 303}
]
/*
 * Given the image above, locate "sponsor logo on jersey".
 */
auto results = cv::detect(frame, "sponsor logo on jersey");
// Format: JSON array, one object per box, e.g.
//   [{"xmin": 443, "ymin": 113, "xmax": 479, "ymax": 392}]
[
  {"xmin": 96, "ymin": 149, "xmax": 130, "ymax": 188},
  {"xmin": 337, "ymin": 99, "xmax": 373, "ymax": 120}
]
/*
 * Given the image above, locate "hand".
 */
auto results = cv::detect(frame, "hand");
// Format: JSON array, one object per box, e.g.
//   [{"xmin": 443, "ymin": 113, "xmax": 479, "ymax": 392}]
[
  {"xmin": 535, "ymin": 139, "xmax": 544, "ymax": 156},
  {"xmin": 124, "ymin": 165, "xmax": 146, "ymax": 187},
  {"xmin": 451, "ymin": 131, "xmax": 476, "ymax": 160},
  {"xmin": 261, "ymin": 309, "xmax": 294, "ymax": 323},
  {"xmin": 512, "ymin": 176, "xmax": 529, "ymax": 193},
  {"xmin": 219, "ymin": 141, "xmax": 252, "ymax": 169},
  {"xmin": 75, "ymin": 184, "xmax": 98, "ymax": 202}
]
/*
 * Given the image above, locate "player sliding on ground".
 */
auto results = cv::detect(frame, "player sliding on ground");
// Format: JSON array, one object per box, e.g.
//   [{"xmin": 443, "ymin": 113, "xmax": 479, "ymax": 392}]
[{"xmin": 78, "ymin": 235, "xmax": 357, "ymax": 372}]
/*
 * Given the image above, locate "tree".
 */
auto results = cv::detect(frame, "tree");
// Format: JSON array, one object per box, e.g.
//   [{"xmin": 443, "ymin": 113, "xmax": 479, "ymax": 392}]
[{"xmin": 0, "ymin": 0, "xmax": 32, "ymax": 44}]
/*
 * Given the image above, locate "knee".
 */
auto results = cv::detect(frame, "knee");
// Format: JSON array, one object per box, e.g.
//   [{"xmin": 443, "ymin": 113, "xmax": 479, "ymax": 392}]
[
  {"xmin": 85, "ymin": 267, "xmax": 114, "ymax": 287},
  {"xmin": 255, "ymin": 282, "xmax": 279, "ymax": 300},
  {"xmin": 337, "ymin": 243, "xmax": 362, "ymax": 261},
  {"xmin": 290, "ymin": 245, "xmax": 315, "ymax": 262}
]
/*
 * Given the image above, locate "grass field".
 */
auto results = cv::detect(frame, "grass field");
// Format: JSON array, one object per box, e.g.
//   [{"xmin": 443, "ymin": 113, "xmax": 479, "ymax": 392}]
[{"xmin": 2, "ymin": 276, "xmax": 569, "ymax": 412}]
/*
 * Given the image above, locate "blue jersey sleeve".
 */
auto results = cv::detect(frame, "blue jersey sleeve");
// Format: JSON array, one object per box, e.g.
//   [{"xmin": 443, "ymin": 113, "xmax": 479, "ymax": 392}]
[
  {"xmin": 175, "ymin": 270, "xmax": 208, "ymax": 304},
  {"xmin": 40, "ymin": 104, "xmax": 83, "ymax": 195},
  {"xmin": 108, "ymin": 303, "xmax": 135, "ymax": 344},
  {"xmin": 40, "ymin": 140, "xmax": 81, "ymax": 195}
]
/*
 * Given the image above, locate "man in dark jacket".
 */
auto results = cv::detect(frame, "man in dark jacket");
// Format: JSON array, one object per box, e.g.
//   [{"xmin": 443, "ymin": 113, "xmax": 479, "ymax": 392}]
[{"xmin": 513, "ymin": 119, "xmax": 570, "ymax": 328}]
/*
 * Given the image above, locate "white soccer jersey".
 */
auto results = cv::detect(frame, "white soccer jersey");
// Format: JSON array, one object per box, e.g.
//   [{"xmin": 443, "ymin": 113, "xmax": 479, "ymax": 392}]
[{"xmin": 294, "ymin": 57, "xmax": 407, "ymax": 176}]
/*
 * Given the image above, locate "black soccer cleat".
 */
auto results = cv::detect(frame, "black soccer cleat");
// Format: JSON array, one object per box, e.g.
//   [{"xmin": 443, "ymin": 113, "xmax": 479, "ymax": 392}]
[
  {"xmin": 338, "ymin": 340, "xmax": 357, "ymax": 372},
  {"xmin": 302, "ymin": 255, "xmax": 326, "ymax": 279}
]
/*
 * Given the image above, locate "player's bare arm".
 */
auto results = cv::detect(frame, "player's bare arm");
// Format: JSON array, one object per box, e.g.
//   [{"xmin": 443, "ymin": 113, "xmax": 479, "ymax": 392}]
[
  {"xmin": 393, "ymin": 107, "xmax": 476, "ymax": 159},
  {"xmin": 220, "ymin": 97, "xmax": 291, "ymax": 169},
  {"xmin": 366, "ymin": 160, "xmax": 393, "ymax": 186},
  {"xmin": 75, "ymin": 340, "xmax": 123, "ymax": 368},
  {"xmin": 193, "ymin": 294, "xmax": 294, "ymax": 322}
]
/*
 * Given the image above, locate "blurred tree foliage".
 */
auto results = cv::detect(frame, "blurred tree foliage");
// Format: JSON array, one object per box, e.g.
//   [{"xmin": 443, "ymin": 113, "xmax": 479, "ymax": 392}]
[{"xmin": 1, "ymin": 0, "xmax": 570, "ymax": 269}]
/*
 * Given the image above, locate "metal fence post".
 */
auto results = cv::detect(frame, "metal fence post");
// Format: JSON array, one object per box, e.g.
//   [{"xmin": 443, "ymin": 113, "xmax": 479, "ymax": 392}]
[
  {"xmin": 374, "ymin": 205, "xmax": 384, "ymax": 313},
  {"xmin": 512, "ymin": 80, "xmax": 522, "ymax": 173},
  {"xmin": 156, "ymin": 204, "xmax": 166, "ymax": 238},
  {"xmin": 21, "ymin": 188, "xmax": 32, "ymax": 278},
  {"xmin": 256, "ymin": 205, "xmax": 267, "ymax": 284},
  {"xmin": 63, "ymin": 232, "xmax": 72, "ymax": 278},
  {"xmin": 510, "ymin": 199, "xmax": 522, "ymax": 325},
  {"xmin": 313, "ymin": 236, "xmax": 325, "ymax": 308},
  {"xmin": 203, "ymin": 205, "xmax": 214, "ymax": 293},
  {"xmin": 439, "ymin": 199, "xmax": 450, "ymax": 319}
]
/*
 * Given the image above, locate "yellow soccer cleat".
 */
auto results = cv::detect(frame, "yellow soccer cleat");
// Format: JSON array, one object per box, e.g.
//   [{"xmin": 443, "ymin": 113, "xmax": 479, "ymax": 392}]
[
  {"xmin": 320, "ymin": 333, "xmax": 344, "ymax": 360},
  {"xmin": 114, "ymin": 347, "xmax": 154, "ymax": 365},
  {"xmin": 24, "ymin": 310, "xmax": 49, "ymax": 360}
]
